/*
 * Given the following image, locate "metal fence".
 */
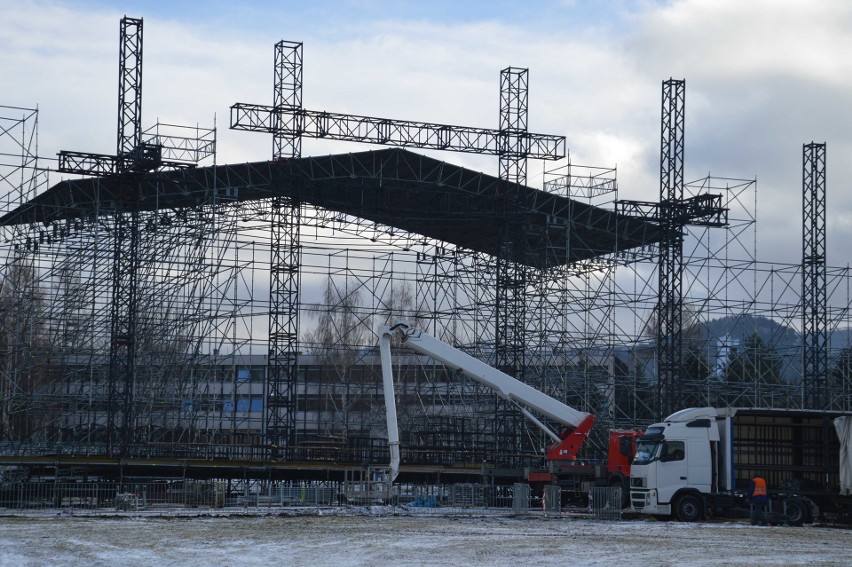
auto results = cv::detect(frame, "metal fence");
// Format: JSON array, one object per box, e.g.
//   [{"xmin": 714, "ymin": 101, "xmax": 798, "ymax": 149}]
[
  {"xmin": 0, "ymin": 481, "xmax": 623, "ymax": 519},
  {"xmin": 387, "ymin": 483, "xmax": 519, "ymax": 514},
  {"xmin": 237, "ymin": 484, "xmax": 337, "ymax": 508},
  {"xmin": 543, "ymin": 484, "xmax": 562, "ymax": 518},
  {"xmin": 588, "ymin": 487, "xmax": 622, "ymax": 520},
  {"xmin": 0, "ymin": 481, "xmax": 333, "ymax": 511}
]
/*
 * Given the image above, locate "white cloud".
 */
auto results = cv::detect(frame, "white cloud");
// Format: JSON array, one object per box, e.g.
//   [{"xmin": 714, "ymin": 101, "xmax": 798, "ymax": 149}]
[
  {"xmin": 620, "ymin": 0, "xmax": 852, "ymax": 265},
  {"xmin": 2, "ymin": 0, "xmax": 850, "ymax": 268},
  {"xmin": 631, "ymin": 0, "xmax": 852, "ymax": 83}
]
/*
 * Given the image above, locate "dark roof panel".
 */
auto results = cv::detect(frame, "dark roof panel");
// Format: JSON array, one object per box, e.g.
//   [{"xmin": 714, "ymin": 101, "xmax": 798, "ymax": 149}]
[{"xmin": 0, "ymin": 148, "xmax": 661, "ymax": 268}]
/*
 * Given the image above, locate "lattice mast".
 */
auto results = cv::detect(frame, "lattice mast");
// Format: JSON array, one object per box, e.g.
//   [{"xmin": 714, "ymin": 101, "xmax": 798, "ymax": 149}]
[
  {"xmin": 267, "ymin": 40, "xmax": 304, "ymax": 450},
  {"xmin": 109, "ymin": 16, "xmax": 144, "ymax": 456},
  {"xmin": 495, "ymin": 67, "xmax": 528, "ymax": 375},
  {"xmin": 493, "ymin": 67, "xmax": 530, "ymax": 453},
  {"xmin": 116, "ymin": 17, "xmax": 143, "ymax": 170},
  {"xmin": 657, "ymin": 79, "xmax": 686, "ymax": 419},
  {"xmin": 802, "ymin": 142, "xmax": 827, "ymax": 409}
]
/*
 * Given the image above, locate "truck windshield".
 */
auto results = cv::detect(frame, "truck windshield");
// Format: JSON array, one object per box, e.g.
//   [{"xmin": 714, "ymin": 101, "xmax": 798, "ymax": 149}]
[
  {"xmin": 632, "ymin": 426, "xmax": 665, "ymax": 465},
  {"xmin": 633, "ymin": 439, "xmax": 662, "ymax": 465}
]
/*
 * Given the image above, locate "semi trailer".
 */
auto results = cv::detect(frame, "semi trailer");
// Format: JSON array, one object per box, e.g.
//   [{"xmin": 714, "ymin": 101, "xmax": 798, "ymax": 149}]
[
  {"xmin": 378, "ymin": 323, "xmax": 641, "ymax": 501},
  {"xmin": 629, "ymin": 406, "xmax": 852, "ymax": 524}
]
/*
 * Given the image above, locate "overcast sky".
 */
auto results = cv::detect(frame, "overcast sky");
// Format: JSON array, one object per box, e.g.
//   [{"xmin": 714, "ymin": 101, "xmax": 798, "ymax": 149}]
[{"xmin": 2, "ymin": 0, "xmax": 851, "ymax": 269}]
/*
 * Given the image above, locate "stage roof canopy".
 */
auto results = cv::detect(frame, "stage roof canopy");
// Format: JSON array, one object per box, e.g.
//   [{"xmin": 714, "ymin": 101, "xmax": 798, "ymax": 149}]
[{"xmin": 0, "ymin": 148, "xmax": 662, "ymax": 269}]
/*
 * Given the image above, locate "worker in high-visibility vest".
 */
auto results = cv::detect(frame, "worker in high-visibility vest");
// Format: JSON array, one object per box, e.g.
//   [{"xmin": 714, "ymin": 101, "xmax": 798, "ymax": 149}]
[{"xmin": 749, "ymin": 476, "xmax": 768, "ymax": 525}]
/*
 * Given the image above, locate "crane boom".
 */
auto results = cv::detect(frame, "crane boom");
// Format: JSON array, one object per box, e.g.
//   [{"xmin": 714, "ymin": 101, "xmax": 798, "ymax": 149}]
[{"xmin": 379, "ymin": 323, "xmax": 596, "ymax": 482}]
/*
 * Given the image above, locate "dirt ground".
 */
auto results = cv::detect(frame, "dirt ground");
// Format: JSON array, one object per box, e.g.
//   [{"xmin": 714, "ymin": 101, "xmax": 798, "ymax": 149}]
[{"xmin": 0, "ymin": 510, "xmax": 850, "ymax": 566}]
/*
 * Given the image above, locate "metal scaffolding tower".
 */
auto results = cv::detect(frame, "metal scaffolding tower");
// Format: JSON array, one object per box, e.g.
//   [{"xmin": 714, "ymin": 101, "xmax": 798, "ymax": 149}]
[
  {"xmin": 802, "ymin": 142, "xmax": 827, "ymax": 409},
  {"xmin": 268, "ymin": 40, "xmax": 304, "ymax": 450},
  {"xmin": 657, "ymin": 78, "xmax": 687, "ymax": 419},
  {"xmin": 617, "ymin": 79, "xmax": 726, "ymax": 419},
  {"xmin": 493, "ymin": 67, "xmax": 530, "ymax": 453}
]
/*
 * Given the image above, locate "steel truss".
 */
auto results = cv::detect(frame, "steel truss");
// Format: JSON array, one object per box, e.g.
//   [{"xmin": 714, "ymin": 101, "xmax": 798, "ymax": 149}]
[
  {"xmin": 802, "ymin": 142, "xmax": 828, "ymax": 409},
  {"xmin": 267, "ymin": 40, "xmax": 304, "ymax": 450},
  {"xmin": 490, "ymin": 66, "xmax": 531, "ymax": 456},
  {"xmin": 656, "ymin": 78, "xmax": 686, "ymax": 419}
]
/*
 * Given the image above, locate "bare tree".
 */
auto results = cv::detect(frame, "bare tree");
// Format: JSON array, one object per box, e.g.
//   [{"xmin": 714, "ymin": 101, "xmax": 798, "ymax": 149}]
[
  {"xmin": 302, "ymin": 276, "xmax": 372, "ymax": 438},
  {"xmin": 0, "ymin": 254, "xmax": 50, "ymax": 441}
]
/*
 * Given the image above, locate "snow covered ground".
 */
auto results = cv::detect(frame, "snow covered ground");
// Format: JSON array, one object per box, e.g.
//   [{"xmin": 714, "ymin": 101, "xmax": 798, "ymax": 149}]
[{"xmin": 0, "ymin": 508, "xmax": 849, "ymax": 566}]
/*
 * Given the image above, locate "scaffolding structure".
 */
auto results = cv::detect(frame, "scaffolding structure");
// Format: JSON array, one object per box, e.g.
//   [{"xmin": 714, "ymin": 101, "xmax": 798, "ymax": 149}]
[
  {"xmin": 1, "ymin": 124, "xmax": 852, "ymax": 477},
  {"xmin": 1, "ymin": 20, "xmax": 852, "ymax": 485}
]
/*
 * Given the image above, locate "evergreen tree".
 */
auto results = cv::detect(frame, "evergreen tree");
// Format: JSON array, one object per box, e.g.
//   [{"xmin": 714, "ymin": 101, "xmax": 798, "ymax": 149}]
[
  {"xmin": 829, "ymin": 346, "xmax": 852, "ymax": 410},
  {"xmin": 722, "ymin": 333, "xmax": 786, "ymax": 407}
]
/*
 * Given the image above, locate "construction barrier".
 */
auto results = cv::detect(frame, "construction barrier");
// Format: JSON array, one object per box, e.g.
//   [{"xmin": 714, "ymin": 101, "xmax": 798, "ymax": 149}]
[
  {"xmin": 543, "ymin": 484, "xmax": 562, "ymax": 518},
  {"xmin": 588, "ymin": 486, "xmax": 622, "ymax": 520},
  {"xmin": 0, "ymin": 480, "xmax": 569, "ymax": 517}
]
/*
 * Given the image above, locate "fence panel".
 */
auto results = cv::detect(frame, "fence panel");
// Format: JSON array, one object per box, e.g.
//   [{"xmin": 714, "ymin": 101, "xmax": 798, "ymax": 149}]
[
  {"xmin": 543, "ymin": 485, "xmax": 561, "ymax": 518},
  {"xmin": 512, "ymin": 483, "xmax": 530, "ymax": 514},
  {"xmin": 588, "ymin": 487, "xmax": 622, "ymax": 520}
]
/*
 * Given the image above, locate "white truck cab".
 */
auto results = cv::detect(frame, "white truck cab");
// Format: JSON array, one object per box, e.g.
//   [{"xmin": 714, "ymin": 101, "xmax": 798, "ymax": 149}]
[
  {"xmin": 629, "ymin": 407, "xmax": 719, "ymax": 521},
  {"xmin": 631, "ymin": 406, "xmax": 852, "ymax": 524}
]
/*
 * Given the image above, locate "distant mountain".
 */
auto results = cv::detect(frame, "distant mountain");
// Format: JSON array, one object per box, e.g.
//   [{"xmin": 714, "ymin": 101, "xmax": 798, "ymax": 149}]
[
  {"xmin": 692, "ymin": 314, "xmax": 852, "ymax": 382},
  {"xmin": 828, "ymin": 327, "xmax": 852, "ymax": 350},
  {"xmin": 698, "ymin": 314, "xmax": 800, "ymax": 354},
  {"xmin": 699, "ymin": 314, "xmax": 852, "ymax": 352}
]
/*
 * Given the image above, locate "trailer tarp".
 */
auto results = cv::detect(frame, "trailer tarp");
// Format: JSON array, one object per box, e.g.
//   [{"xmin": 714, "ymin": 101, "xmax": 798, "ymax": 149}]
[{"xmin": 835, "ymin": 416, "xmax": 852, "ymax": 496}]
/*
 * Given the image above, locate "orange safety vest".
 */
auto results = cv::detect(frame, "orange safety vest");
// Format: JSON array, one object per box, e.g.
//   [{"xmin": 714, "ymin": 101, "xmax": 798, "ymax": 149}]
[{"xmin": 752, "ymin": 477, "xmax": 767, "ymax": 498}]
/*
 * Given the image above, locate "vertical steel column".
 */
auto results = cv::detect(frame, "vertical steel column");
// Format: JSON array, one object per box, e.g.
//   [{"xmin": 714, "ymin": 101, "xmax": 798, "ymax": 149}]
[
  {"xmin": 273, "ymin": 41, "xmax": 303, "ymax": 159},
  {"xmin": 496, "ymin": 66, "xmax": 529, "ymax": 375},
  {"xmin": 656, "ymin": 78, "xmax": 686, "ymax": 420},
  {"xmin": 267, "ymin": 41, "xmax": 303, "ymax": 453},
  {"xmin": 109, "ymin": 195, "xmax": 139, "ymax": 456},
  {"xmin": 108, "ymin": 16, "xmax": 143, "ymax": 456},
  {"xmin": 498, "ymin": 67, "xmax": 528, "ymax": 185},
  {"xmin": 116, "ymin": 17, "xmax": 143, "ymax": 172},
  {"xmin": 493, "ymin": 67, "xmax": 529, "ymax": 460},
  {"xmin": 802, "ymin": 142, "xmax": 827, "ymax": 409}
]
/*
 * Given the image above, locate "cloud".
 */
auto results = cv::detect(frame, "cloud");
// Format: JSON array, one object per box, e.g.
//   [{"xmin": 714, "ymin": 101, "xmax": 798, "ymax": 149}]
[
  {"xmin": 621, "ymin": 0, "xmax": 852, "ymax": 265},
  {"xmin": 630, "ymin": 0, "xmax": 852, "ymax": 83},
  {"xmin": 2, "ymin": 0, "xmax": 850, "ymax": 270}
]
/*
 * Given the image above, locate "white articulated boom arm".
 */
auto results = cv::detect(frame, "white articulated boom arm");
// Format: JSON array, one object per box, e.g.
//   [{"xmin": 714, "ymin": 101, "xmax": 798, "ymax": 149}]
[{"xmin": 378, "ymin": 323, "xmax": 596, "ymax": 482}]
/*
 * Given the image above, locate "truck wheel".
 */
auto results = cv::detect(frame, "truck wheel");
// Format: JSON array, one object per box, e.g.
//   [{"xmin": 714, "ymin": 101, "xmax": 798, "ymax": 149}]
[
  {"xmin": 784, "ymin": 498, "xmax": 807, "ymax": 527},
  {"xmin": 675, "ymin": 494, "xmax": 703, "ymax": 522}
]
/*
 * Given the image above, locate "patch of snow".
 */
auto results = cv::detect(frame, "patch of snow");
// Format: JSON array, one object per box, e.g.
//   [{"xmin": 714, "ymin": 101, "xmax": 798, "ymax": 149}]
[{"xmin": 0, "ymin": 510, "xmax": 849, "ymax": 566}]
